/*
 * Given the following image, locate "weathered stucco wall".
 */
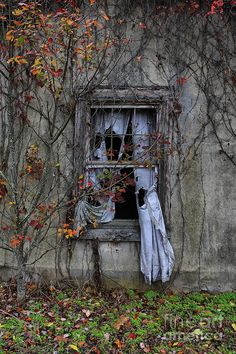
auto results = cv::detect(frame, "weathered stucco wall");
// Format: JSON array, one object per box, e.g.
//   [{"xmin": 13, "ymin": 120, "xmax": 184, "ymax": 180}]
[{"xmin": 0, "ymin": 2, "xmax": 235, "ymax": 292}]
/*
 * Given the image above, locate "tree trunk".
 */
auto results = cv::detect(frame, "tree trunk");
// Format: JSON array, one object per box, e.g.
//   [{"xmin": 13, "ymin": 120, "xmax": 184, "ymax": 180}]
[
  {"xmin": 16, "ymin": 265, "xmax": 27, "ymax": 303},
  {"xmin": 16, "ymin": 250, "xmax": 28, "ymax": 303}
]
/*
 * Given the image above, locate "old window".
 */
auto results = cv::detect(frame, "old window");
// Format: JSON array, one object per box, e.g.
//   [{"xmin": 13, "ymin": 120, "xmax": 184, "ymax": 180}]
[
  {"xmin": 74, "ymin": 88, "xmax": 175, "ymax": 284},
  {"xmin": 86, "ymin": 107, "xmax": 157, "ymax": 221}
]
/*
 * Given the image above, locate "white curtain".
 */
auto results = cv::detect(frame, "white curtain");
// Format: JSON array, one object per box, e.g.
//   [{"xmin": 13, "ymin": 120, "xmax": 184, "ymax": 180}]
[
  {"xmin": 133, "ymin": 110, "xmax": 175, "ymax": 283},
  {"xmin": 75, "ymin": 110, "xmax": 129, "ymax": 224}
]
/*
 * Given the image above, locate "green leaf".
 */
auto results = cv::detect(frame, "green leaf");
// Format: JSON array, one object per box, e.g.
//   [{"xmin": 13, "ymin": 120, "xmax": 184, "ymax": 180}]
[
  {"xmin": 16, "ymin": 36, "xmax": 25, "ymax": 45},
  {"xmin": 69, "ymin": 344, "xmax": 79, "ymax": 351},
  {"xmin": 232, "ymin": 323, "xmax": 236, "ymax": 331},
  {"xmin": 192, "ymin": 328, "xmax": 203, "ymax": 336}
]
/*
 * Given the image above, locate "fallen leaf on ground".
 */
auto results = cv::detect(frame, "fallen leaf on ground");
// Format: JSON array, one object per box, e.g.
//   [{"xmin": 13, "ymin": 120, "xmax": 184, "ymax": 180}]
[{"xmin": 113, "ymin": 314, "xmax": 129, "ymax": 330}]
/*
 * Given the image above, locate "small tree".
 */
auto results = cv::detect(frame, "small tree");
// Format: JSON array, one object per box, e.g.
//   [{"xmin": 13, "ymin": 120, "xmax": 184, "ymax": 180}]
[{"xmin": 0, "ymin": 0, "xmax": 123, "ymax": 301}]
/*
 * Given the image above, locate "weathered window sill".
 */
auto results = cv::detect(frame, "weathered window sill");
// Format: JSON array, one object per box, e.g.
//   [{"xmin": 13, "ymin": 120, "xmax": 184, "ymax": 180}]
[{"xmin": 83, "ymin": 219, "xmax": 140, "ymax": 242}]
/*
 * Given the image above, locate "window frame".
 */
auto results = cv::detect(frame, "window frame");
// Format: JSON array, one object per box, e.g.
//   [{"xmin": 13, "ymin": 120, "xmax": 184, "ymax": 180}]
[{"xmin": 74, "ymin": 87, "xmax": 171, "ymax": 229}]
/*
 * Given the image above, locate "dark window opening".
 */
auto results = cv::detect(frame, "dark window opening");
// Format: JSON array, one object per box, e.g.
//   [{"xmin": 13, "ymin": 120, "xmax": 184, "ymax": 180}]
[
  {"xmin": 105, "ymin": 128, "xmax": 122, "ymax": 161},
  {"xmin": 138, "ymin": 187, "xmax": 146, "ymax": 208},
  {"xmin": 114, "ymin": 168, "xmax": 138, "ymax": 219}
]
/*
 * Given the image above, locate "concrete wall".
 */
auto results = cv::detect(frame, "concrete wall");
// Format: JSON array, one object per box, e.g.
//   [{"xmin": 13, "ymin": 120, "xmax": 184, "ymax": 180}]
[{"xmin": 0, "ymin": 2, "xmax": 235, "ymax": 292}]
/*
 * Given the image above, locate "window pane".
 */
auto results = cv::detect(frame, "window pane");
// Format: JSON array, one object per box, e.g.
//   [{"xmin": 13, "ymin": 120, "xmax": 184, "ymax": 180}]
[{"xmin": 88, "ymin": 108, "xmax": 157, "ymax": 220}]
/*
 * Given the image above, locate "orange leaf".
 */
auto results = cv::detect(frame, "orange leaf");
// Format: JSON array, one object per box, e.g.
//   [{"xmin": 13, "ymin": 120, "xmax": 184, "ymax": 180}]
[
  {"xmin": 114, "ymin": 338, "xmax": 123, "ymax": 349},
  {"xmin": 101, "ymin": 11, "xmax": 109, "ymax": 21},
  {"xmin": 12, "ymin": 9, "xmax": 23, "ymax": 16},
  {"xmin": 31, "ymin": 68, "xmax": 41, "ymax": 76},
  {"xmin": 6, "ymin": 30, "xmax": 14, "ymax": 41},
  {"xmin": 78, "ymin": 341, "xmax": 85, "ymax": 347},
  {"xmin": 113, "ymin": 315, "xmax": 129, "ymax": 330},
  {"xmin": 17, "ymin": 58, "xmax": 28, "ymax": 64},
  {"xmin": 10, "ymin": 238, "xmax": 21, "ymax": 248}
]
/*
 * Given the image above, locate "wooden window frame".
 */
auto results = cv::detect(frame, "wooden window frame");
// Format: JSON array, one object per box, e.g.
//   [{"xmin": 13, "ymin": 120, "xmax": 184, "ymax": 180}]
[{"xmin": 74, "ymin": 87, "xmax": 171, "ymax": 233}]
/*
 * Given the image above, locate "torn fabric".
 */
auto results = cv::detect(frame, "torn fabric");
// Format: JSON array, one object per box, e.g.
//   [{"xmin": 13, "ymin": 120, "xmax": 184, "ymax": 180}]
[
  {"xmin": 133, "ymin": 110, "xmax": 175, "ymax": 283},
  {"xmin": 136, "ymin": 185, "xmax": 175, "ymax": 283}
]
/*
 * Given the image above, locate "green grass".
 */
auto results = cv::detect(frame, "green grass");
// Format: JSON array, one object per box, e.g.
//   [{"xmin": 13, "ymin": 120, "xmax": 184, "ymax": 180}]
[{"xmin": 0, "ymin": 287, "xmax": 235, "ymax": 353}]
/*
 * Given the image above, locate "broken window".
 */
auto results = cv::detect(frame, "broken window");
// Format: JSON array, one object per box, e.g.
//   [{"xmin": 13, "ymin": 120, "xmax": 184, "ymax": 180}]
[
  {"xmin": 75, "ymin": 102, "xmax": 175, "ymax": 284},
  {"xmin": 87, "ymin": 108, "xmax": 157, "ymax": 220}
]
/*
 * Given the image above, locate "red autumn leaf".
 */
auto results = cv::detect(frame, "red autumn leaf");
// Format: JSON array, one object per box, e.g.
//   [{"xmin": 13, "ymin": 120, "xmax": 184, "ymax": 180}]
[
  {"xmin": 0, "ymin": 183, "xmax": 7, "ymax": 198},
  {"xmin": 139, "ymin": 22, "xmax": 147, "ymax": 29},
  {"xmin": 17, "ymin": 234, "xmax": 25, "ymax": 240},
  {"xmin": 176, "ymin": 77, "xmax": 187, "ymax": 85},
  {"xmin": 2, "ymin": 225, "xmax": 10, "ymax": 231},
  {"xmin": 29, "ymin": 220, "xmax": 38, "ymax": 227},
  {"xmin": 24, "ymin": 95, "xmax": 35, "ymax": 102},
  {"xmin": 159, "ymin": 298, "xmax": 165, "ymax": 304},
  {"xmin": 29, "ymin": 220, "xmax": 44, "ymax": 229},
  {"xmin": 36, "ymin": 204, "xmax": 47, "ymax": 213},
  {"xmin": 161, "ymin": 140, "xmax": 171, "ymax": 145},
  {"xmin": 49, "ymin": 68, "xmax": 63, "ymax": 78},
  {"xmin": 128, "ymin": 333, "xmax": 136, "ymax": 339},
  {"xmin": 190, "ymin": 1, "xmax": 200, "ymax": 10},
  {"xmin": 207, "ymin": 0, "xmax": 224, "ymax": 15},
  {"xmin": 54, "ymin": 8, "xmax": 68, "ymax": 16}
]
